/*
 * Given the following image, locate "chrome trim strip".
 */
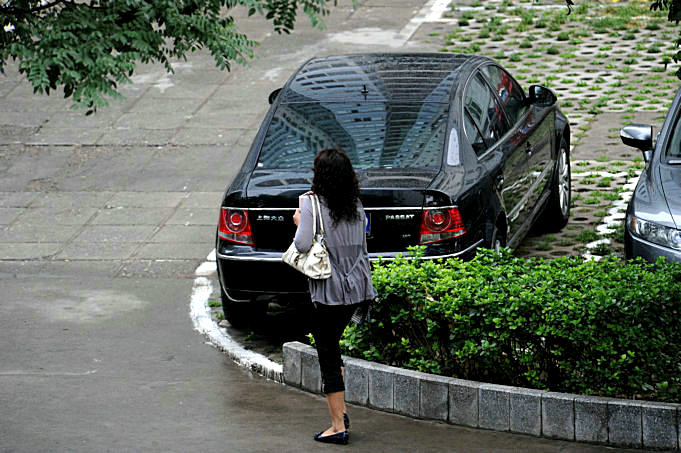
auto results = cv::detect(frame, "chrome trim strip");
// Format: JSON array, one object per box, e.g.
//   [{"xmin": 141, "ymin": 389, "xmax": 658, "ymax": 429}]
[
  {"xmin": 223, "ymin": 207, "xmax": 297, "ymax": 211},
  {"xmin": 374, "ymin": 239, "xmax": 484, "ymax": 261},
  {"xmin": 216, "ymin": 239, "xmax": 484, "ymax": 262},
  {"xmin": 216, "ymin": 254, "xmax": 282, "ymax": 262},
  {"xmin": 222, "ymin": 206, "xmax": 457, "ymax": 211}
]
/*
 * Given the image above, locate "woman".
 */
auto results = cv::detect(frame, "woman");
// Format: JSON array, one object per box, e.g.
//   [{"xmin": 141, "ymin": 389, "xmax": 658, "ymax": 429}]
[{"xmin": 293, "ymin": 148, "xmax": 377, "ymax": 446}]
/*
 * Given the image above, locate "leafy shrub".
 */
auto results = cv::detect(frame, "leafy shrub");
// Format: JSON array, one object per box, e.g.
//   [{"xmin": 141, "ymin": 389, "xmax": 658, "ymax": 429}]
[{"xmin": 342, "ymin": 249, "xmax": 681, "ymax": 402}]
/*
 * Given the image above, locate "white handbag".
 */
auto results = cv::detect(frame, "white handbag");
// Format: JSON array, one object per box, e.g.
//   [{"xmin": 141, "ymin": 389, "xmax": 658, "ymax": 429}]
[{"xmin": 282, "ymin": 194, "xmax": 331, "ymax": 279}]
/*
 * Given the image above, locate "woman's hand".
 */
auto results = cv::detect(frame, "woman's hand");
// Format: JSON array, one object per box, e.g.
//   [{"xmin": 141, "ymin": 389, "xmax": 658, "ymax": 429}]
[{"xmin": 293, "ymin": 208, "xmax": 301, "ymax": 226}]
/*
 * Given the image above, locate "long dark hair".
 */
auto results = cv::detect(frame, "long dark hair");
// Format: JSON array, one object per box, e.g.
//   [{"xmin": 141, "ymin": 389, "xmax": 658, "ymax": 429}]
[{"xmin": 312, "ymin": 148, "xmax": 361, "ymax": 224}]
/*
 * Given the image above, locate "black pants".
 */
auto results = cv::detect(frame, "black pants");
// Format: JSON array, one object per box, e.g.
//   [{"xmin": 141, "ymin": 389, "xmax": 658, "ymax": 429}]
[{"xmin": 310, "ymin": 302, "xmax": 360, "ymax": 395}]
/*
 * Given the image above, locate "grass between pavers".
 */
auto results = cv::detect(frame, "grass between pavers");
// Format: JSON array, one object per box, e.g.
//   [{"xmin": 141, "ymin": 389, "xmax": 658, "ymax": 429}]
[{"xmin": 438, "ymin": 0, "xmax": 677, "ymax": 259}]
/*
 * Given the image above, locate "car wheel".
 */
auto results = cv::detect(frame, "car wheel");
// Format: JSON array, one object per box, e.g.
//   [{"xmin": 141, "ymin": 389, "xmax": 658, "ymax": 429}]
[
  {"xmin": 539, "ymin": 139, "xmax": 571, "ymax": 232},
  {"xmin": 220, "ymin": 287, "xmax": 267, "ymax": 328}
]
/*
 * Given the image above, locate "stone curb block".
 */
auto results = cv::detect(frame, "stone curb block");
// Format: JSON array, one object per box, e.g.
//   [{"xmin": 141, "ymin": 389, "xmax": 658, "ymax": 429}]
[
  {"xmin": 575, "ymin": 395, "xmax": 608, "ymax": 444},
  {"xmin": 368, "ymin": 362, "xmax": 394, "ymax": 411},
  {"xmin": 394, "ymin": 368, "xmax": 420, "ymax": 418},
  {"xmin": 609, "ymin": 399, "xmax": 642, "ymax": 448},
  {"xmin": 510, "ymin": 387, "xmax": 542, "ymax": 437},
  {"xmin": 479, "ymin": 384, "xmax": 510, "ymax": 432},
  {"xmin": 642, "ymin": 402, "xmax": 679, "ymax": 451},
  {"xmin": 420, "ymin": 374, "xmax": 449, "ymax": 421},
  {"xmin": 449, "ymin": 379, "xmax": 479, "ymax": 428},
  {"xmin": 300, "ymin": 345, "xmax": 321, "ymax": 394},
  {"xmin": 344, "ymin": 357, "xmax": 369, "ymax": 406},
  {"xmin": 542, "ymin": 392, "xmax": 575, "ymax": 441},
  {"xmin": 282, "ymin": 342, "xmax": 681, "ymax": 450}
]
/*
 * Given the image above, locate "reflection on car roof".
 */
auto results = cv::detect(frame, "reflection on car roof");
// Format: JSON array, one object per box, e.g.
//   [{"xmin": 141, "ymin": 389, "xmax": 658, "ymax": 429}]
[{"xmin": 282, "ymin": 53, "xmax": 484, "ymax": 104}]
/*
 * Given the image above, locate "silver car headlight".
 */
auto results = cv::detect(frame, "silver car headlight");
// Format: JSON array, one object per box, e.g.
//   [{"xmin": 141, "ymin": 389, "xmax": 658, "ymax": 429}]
[{"xmin": 628, "ymin": 215, "xmax": 681, "ymax": 250}]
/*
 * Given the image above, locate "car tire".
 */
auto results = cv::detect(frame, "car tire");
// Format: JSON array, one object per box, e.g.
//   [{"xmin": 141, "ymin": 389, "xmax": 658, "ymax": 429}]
[
  {"xmin": 539, "ymin": 139, "xmax": 571, "ymax": 232},
  {"xmin": 490, "ymin": 222, "xmax": 507, "ymax": 252},
  {"xmin": 220, "ymin": 287, "xmax": 267, "ymax": 328}
]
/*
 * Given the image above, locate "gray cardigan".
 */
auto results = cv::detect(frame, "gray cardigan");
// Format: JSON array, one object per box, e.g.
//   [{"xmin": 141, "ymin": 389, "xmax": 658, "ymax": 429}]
[{"xmin": 294, "ymin": 195, "xmax": 377, "ymax": 306}]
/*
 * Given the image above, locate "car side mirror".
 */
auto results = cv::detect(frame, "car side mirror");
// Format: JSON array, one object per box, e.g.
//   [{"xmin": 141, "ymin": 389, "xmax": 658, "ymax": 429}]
[
  {"xmin": 268, "ymin": 88, "xmax": 282, "ymax": 105},
  {"xmin": 527, "ymin": 85, "xmax": 557, "ymax": 107},
  {"xmin": 620, "ymin": 124, "xmax": 653, "ymax": 162}
]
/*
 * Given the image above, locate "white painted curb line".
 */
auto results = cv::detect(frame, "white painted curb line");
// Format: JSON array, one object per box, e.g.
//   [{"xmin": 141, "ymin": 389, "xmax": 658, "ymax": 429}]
[{"xmin": 190, "ymin": 249, "xmax": 283, "ymax": 382}]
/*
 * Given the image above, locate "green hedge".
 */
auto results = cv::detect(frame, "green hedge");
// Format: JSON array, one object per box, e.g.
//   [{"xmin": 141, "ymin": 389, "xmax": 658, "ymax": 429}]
[{"xmin": 340, "ymin": 248, "xmax": 681, "ymax": 402}]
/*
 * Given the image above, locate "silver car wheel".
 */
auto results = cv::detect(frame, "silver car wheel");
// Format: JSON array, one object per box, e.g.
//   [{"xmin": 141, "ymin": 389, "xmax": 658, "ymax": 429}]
[{"xmin": 558, "ymin": 146, "xmax": 570, "ymax": 217}]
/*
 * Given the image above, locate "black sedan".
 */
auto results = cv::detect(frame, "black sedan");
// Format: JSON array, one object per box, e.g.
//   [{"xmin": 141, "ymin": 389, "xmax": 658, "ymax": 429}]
[
  {"xmin": 216, "ymin": 53, "xmax": 571, "ymax": 326},
  {"xmin": 620, "ymin": 86, "xmax": 681, "ymax": 264}
]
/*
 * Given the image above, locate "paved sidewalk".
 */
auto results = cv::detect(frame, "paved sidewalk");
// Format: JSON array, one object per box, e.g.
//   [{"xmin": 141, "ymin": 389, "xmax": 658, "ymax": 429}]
[{"xmin": 0, "ymin": 1, "xmax": 437, "ymax": 273}]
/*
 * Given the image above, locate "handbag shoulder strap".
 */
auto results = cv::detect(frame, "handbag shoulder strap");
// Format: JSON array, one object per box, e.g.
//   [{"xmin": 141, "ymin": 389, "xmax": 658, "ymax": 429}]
[
  {"xmin": 312, "ymin": 194, "xmax": 325, "ymax": 237},
  {"xmin": 308, "ymin": 194, "xmax": 317, "ymax": 237}
]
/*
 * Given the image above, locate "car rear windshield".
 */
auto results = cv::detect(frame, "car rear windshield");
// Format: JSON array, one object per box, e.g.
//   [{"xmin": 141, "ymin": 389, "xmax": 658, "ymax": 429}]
[{"xmin": 257, "ymin": 102, "xmax": 448, "ymax": 169}]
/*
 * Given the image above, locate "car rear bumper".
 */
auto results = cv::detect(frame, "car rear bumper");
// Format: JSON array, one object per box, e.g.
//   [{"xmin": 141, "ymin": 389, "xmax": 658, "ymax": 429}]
[
  {"xmin": 216, "ymin": 239, "xmax": 483, "ymax": 300},
  {"xmin": 625, "ymin": 228, "xmax": 681, "ymax": 264}
]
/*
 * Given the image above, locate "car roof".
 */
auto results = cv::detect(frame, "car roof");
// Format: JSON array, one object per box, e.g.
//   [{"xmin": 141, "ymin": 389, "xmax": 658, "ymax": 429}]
[{"xmin": 280, "ymin": 53, "xmax": 488, "ymax": 104}]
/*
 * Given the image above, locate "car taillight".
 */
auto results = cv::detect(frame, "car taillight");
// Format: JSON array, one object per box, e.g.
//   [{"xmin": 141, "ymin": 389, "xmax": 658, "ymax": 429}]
[
  {"xmin": 218, "ymin": 208, "xmax": 254, "ymax": 245},
  {"xmin": 419, "ymin": 207, "xmax": 466, "ymax": 245}
]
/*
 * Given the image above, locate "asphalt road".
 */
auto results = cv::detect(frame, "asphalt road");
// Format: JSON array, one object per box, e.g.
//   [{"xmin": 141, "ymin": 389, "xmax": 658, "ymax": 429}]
[{"xmin": 0, "ymin": 1, "xmax": 642, "ymax": 451}]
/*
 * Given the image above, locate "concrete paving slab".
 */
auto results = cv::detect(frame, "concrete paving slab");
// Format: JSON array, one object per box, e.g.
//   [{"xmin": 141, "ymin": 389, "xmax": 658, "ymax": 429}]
[
  {"xmin": 149, "ymin": 225, "xmax": 215, "ymax": 243},
  {"xmin": 105, "ymin": 191, "xmax": 188, "ymax": 208},
  {"xmin": 49, "ymin": 147, "xmax": 157, "ymax": 192},
  {"xmin": 26, "ymin": 127, "xmax": 104, "ymax": 146},
  {"xmin": 72, "ymin": 225, "xmax": 158, "ymax": 243},
  {"xmin": 55, "ymin": 242, "xmax": 139, "ymax": 260},
  {"xmin": 0, "ymin": 147, "xmax": 72, "ymax": 192},
  {"xmin": 90, "ymin": 207, "xmax": 174, "ymax": 225},
  {"xmin": 186, "ymin": 110, "xmax": 263, "ymax": 129},
  {"xmin": 0, "ymin": 125, "xmax": 38, "ymax": 145},
  {"xmin": 115, "ymin": 259, "xmax": 199, "ymax": 278},
  {"xmin": 30, "ymin": 191, "xmax": 115, "ymax": 208},
  {"xmin": 134, "ymin": 242, "xmax": 211, "ymax": 260},
  {"xmin": 0, "ymin": 243, "xmax": 62, "ymax": 259},
  {"xmin": 124, "ymin": 147, "xmax": 242, "ymax": 192},
  {"xmin": 0, "ymin": 79, "xmax": 19, "ymax": 97},
  {"xmin": 0, "ymin": 224, "xmax": 81, "ymax": 243},
  {"xmin": 45, "ymin": 110, "xmax": 123, "ymax": 128},
  {"xmin": 0, "ymin": 260, "xmax": 121, "ymax": 278},
  {"xmin": 170, "ymin": 128, "xmax": 240, "ymax": 146},
  {"xmin": 141, "ymin": 83, "xmax": 222, "ymax": 99},
  {"xmin": 114, "ymin": 112, "xmax": 188, "ymax": 130},
  {"xmin": 0, "ymin": 192, "xmax": 39, "ymax": 208},
  {"xmin": 179, "ymin": 192, "xmax": 224, "ymax": 209},
  {"xmin": 0, "ymin": 207, "xmax": 23, "ymax": 224},
  {"xmin": 127, "ymin": 96, "xmax": 204, "ymax": 115},
  {"xmin": 18, "ymin": 207, "xmax": 98, "ymax": 226},
  {"xmin": 0, "ymin": 111, "xmax": 51, "ymax": 128},
  {"xmin": 96, "ymin": 128, "xmax": 177, "ymax": 146},
  {"xmin": 166, "ymin": 208, "xmax": 218, "ymax": 226},
  {"xmin": 3, "ymin": 95, "xmax": 68, "ymax": 113}
]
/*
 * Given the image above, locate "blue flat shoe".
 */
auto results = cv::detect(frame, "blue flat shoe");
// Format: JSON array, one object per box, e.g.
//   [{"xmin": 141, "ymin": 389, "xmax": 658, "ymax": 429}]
[
  {"xmin": 313, "ymin": 430, "xmax": 349, "ymax": 445},
  {"xmin": 344, "ymin": 413, "xmax": 350, "ymax": 430}
]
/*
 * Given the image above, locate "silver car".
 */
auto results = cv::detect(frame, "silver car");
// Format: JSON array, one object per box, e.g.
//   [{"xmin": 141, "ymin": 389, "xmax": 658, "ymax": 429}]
[{"xmin": 620, "ymin": 86, "xmax": 681, "ymax": 263}]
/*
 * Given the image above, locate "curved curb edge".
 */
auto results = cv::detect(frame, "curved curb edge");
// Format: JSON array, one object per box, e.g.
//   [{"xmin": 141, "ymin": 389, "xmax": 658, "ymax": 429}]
[{"xmin": 190, "ymin": 252, "xmax": 283, "ymax": 383}]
